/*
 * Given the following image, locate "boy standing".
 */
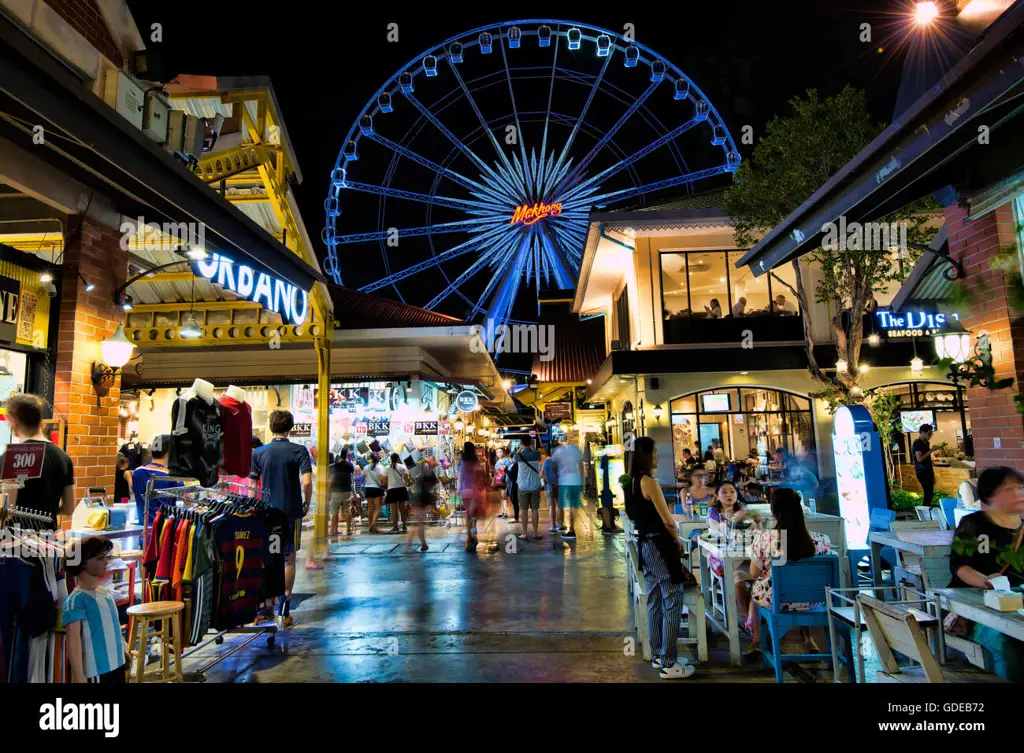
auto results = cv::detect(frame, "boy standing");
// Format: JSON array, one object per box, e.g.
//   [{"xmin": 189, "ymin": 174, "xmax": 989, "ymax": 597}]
[{"xmin": 63, "ymin": 536, "xmax": 126, "ymax": 683}]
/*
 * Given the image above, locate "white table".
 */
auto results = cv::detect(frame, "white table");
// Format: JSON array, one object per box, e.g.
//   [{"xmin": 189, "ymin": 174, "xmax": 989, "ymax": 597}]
[
  {"xmin": 933, "ymin": 587, "xmax": 1024, "ymax": 643},
  {"xmin": 697, "ymin": 533, "xmax": 747, "ymax": 666},
  {"xmin": 870, "ymin": 529, "xmax": 953, "ymax": 592}
]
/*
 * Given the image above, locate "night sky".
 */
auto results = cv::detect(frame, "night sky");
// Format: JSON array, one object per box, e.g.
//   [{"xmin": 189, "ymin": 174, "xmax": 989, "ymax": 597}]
[{"xmin": 125, "ymin": 0, "xmax": 917, "ymax": 320}]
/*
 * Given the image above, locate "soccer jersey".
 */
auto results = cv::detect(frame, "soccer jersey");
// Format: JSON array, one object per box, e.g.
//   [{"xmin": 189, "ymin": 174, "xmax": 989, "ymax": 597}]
[
  {"xmin": 169, "ymin": 392, "xmax": 223, "ymax": 486},
  {"xmin": 62, "ymin": 587, "xmax": 124, "ymax": 680},
  {"xmin": 212, "ymin": 512, "xmax": 272, "ymax": 630}
]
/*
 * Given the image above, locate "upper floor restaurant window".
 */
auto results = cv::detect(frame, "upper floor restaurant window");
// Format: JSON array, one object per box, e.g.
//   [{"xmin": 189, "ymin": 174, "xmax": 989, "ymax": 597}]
[{"xmin": 661, "ymin": 250, "xmax": 803, "ymax": 344}]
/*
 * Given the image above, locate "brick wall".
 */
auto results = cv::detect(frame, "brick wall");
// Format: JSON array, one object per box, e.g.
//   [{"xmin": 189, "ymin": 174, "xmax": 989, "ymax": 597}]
[
  {"xmin": 944, "ymin": 202, "xmax": 1024, "ymax": 470},
  {"xmin": 53, "ymin": 216, "xmax": 128, "ymax": 510},
  {"xmin": 45, "ymin": 0, "xmax": 124, "ymax": 68}
]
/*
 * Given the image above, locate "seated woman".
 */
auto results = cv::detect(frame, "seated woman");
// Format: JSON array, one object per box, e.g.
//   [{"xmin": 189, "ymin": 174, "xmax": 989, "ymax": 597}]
[
  {"xmin": 706, "ymin": 481, "xmax": 757, "ymax": 608},
  {"xmin": 687, "ymin": 469, "xmax": 715, "ymax": 515},
  {"xmin": 744, "ymin": 488, "xmax": 831, "ymax": 654},
  {"xmin": 704, "ymin": 298, "xmax": 723, "ymax": 318},
  {"xmin": 948, "ymin": 466, "xmax": 1024, "ymax": 681}
]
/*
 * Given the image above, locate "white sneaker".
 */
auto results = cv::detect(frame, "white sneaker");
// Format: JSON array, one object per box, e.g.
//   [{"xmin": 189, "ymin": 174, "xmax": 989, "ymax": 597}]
[
  {"xmin": 548, "ymin": 525, "xmax": 558, "ymax": 532},
  {"xmin": 652, "ymin": 656, "xmax": 689, "ymax": 669},
  {"xmin": 659, "ymin": 662, "xmax": 696, "ymax": 679}
]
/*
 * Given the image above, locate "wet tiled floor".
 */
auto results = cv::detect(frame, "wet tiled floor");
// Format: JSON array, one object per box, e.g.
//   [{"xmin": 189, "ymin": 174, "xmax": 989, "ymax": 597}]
[{"xmin": 181, "ymin": 495, "xmax": 947, "ymax": 683}]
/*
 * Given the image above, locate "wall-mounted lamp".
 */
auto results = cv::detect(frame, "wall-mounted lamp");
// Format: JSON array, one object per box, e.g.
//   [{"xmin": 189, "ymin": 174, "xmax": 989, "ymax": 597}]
[
  {"xmin": 653, "ymin": 404, "xmax": 664, "ymax": 421},
  {"xmin": 91, "ymin": 323, "xmax": 136, "ymax": 395}
]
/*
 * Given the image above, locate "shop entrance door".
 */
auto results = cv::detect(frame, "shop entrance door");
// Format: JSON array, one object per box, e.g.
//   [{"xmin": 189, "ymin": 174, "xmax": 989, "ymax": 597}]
[{"xmin": 698, "ymin": 423, "xmax": 722, "ymax": 458}]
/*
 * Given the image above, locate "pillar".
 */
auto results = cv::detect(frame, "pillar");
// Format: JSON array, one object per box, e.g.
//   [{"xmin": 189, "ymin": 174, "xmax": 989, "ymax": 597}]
[
  {"xmin": 311, "ymin": 314, "xmax": 332, "ymax": 560},
  {"xmin": 53, "ymin": 216, "xmax": 129, "ymax": 513},
  {"xmin": 944, "ymin": 202, "xmax": 1024, "ymax": 470}
]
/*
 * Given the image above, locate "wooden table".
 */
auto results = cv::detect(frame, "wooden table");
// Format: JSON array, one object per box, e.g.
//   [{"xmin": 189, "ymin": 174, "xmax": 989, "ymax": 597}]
[
  {"xmin": 933, "ymin": 587, "xmax": 1024, "ymax": 643},
  {"xmin": 697, "ymin": 533, "xmax": 747, "ymax": 666},
  {"xmin": 870, "ymin": 530, "xmax": 953, "ymax": 591}
]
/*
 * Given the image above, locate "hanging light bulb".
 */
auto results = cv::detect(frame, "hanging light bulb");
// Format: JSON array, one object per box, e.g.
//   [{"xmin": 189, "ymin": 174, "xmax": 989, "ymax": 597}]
[
  {"xmin": 180, "ymin": 311, "xmax": 202, "ymax": 339},
  {"xmin": 859, "ymin": 363, "xmax": 870, "ymax": 374},
  {"xmin": 910, "ymin": 356, "xmax": 924, "ymax": 376},
  {"xmin": 867, "ymin": 333, "xmax": 880, "ymax": 346},
  {"xmin": 454, "ymin": 419, "xmax": 464, "ymax": 431},
  {"xmin": 835, "ymin": 359, "xmax": 848, "ymax": 374}
]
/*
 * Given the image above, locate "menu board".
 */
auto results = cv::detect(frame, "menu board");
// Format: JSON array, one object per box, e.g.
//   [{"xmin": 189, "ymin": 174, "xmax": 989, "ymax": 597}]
[{"xmin": 544, "ymin": 402, "xmax": 573, "ymax": 423}]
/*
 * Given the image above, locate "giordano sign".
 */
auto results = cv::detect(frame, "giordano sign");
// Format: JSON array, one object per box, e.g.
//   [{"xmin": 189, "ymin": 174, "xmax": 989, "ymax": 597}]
[{"xmin": 197, "ymin": 254, "xmax": 309, "ymax": 325}]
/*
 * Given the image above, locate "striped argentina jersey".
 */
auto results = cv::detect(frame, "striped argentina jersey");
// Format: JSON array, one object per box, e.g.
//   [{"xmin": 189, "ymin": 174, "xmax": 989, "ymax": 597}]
[{"xmin": 62, "ymin": 587, "xmax": 125, "ymax": 679}]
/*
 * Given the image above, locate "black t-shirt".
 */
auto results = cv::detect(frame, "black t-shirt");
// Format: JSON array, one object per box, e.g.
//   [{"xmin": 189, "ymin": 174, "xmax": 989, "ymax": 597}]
[
  {"xmin": 912, "ymin": 438, "xmax": 932, "ymax": 474},
  {"xmin": 0, "ymin": 440, "xmax": 74, "ymax": 530},
  {"xmin": 950, "ymin": 510, "xmax": 1024, "ymax": 588},
  {"xmin": 331, "ymin": 460, "xmax": 354, "ymax": 492}
]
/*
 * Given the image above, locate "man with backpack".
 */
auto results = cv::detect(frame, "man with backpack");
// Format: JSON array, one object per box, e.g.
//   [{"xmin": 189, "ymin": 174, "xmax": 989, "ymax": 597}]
[{"xmin": 516, "ymin": 437, "xmax": 543, "ymax": 541}]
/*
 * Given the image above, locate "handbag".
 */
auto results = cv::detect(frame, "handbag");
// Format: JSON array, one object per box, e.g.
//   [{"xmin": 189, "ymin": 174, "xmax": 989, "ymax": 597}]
[{"xmin": 944, "ymin": 524, "xmax": 1024, "ymax": 636}]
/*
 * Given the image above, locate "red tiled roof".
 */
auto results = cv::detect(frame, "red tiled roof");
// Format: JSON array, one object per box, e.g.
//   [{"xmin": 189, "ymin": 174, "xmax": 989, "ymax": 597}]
[
  {"xmin": 329, "ymin": 285, "xmax": 465, "ymax": 329},
  {"xmin": 531, "ymin": 314, "xmax": 606, "ymax": 383}
]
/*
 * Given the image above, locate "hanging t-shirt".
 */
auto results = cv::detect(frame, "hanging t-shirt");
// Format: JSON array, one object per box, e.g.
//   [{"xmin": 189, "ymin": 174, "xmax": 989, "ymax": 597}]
[
  {"xmin": 169, "ymin": 392, "xmax": 223, "ymax": 486},
  {"xmin": 131, "ymin": 463, "xmax": 180, "ymax": 529},
  {"xmin": 218, "ymin": 395, "xmax": 253, "ymax": 478}
]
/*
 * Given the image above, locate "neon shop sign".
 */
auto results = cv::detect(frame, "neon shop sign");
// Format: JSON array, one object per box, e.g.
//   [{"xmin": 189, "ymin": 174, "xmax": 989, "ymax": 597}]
[
  {"xmin": 510, "ymin": 202, "xmax": 563, "ymax": 226},
  {"xmin": 874, "ymin": 308, "xmax": 957, "ymax": 339},
  {"xmin": 197, "ymin": 254, "xmax": 309, "ymax": 325}
]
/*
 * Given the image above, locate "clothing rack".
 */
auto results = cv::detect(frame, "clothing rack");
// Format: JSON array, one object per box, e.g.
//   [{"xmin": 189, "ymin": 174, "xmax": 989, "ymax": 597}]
[
  {"xmin": 142, "ymin": 479, "xmax": 278, "ymax": 682},
  {"xmin": 142, "ymin": 475, "xmax": 201, "ymax": 555}
]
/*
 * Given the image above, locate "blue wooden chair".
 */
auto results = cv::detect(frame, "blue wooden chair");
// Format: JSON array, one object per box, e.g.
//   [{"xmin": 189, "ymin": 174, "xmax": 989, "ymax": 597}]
[
  {"xmin": 759, "ymin": 554, "xmax": 853, "ymax": 683},
  {"xmin": 848, "ymin": 508, "xmax": 896, "ymax": 587}
]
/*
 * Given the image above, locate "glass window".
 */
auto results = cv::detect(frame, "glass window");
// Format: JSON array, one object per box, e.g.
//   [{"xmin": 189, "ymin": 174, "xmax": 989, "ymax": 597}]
[
  {"xmin": 671, "ymin": 394, "xmax": 697, "ymax": 414},
  {"xmin": 740, "ymin": 388, "xmax": 777, "ymax": 412},
  {"xmin": 687, "ymin": 252, "xmax": 728, "ymax": 319},
  {"xmin": 661, "ymin": 253, "xmax": 689, "ymax": 320},
  {"xmin": 728, "ymin": 251, "xmax": 770, "ymax": 317},
  {"xmin": 768, "ymin": 261, "xmax": 800, "ymax": 315}
]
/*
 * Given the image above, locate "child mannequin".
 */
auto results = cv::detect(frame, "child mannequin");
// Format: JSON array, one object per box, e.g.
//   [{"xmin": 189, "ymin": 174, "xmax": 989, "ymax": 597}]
[{"xmin": 64, "ymin": 536, "xmax": 126, "ymax": 683}]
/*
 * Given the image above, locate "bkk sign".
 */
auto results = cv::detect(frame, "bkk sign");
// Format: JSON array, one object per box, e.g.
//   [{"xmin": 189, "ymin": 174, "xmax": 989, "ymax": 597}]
[
  {"xmin": 510, "ymin": 202, "xmax": 563, "ymax": 226},
  {"xmin": 875, "ymin": 308, "xmax": 957, "ymax": 339},
  {"xmin": 455, "ymin": 390, "xmax": 478, "ymax": 412},
  {"xmin": 196, "ymin": 253, "xmax": 309, "ymax": 325}
]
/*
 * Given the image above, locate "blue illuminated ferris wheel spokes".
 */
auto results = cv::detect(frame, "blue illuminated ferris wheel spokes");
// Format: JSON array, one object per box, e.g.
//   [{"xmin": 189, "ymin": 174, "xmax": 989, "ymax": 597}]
[{"xmin": 326, "ymin": 20, "xmax": 741, "ymax": 335}]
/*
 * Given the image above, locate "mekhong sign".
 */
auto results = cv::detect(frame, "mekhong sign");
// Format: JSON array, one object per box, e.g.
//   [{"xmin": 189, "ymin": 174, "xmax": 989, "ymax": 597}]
[{"xmin": 197, "ymin": 253, "xmax": 309, "ymax": 325}]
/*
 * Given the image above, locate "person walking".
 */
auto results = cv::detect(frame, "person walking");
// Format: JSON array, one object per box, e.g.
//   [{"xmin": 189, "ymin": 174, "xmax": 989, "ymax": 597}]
[
  {"xmin": 913, "ymin": 423, "xmax": 946, "ymax": 506},
  {"xmin": 363, "ymin": 454, "xmax": 386, "ymax": 532},
  {"xmin": 458, "ymin": 441, "xmax": 486, "ymax": 552},
  {"xmin": 506, "ymin": 446, "xmax": 521, "ymax": 524},
  {"xmin": 493, "ymin": 448, "xmax": 512, "ymax": 519},
  {"xmin": 543, "ymin": 442, "xmax": 561, "ymax": 532},
  {"xmin": 330, "ymin": 448, "xmax": 356, "ymax": 536},
  {"xmin": 405, "ymin": 462, "xmax": 435, "ymax": 553},
  {"xmin": 552, "ymin": 440, "xmax": 584, "ymax": 538},
  {"xmin": 627, "ymin": 436, "xmax": 695, "ymax": 679},
  {"xmin": 515, "ymin": 437, "xmax": 543, "ymax": 541},
  {"xmin": 250, "ymin": 410, "xmax": 314, "ymax": 627},
  {"xmin": 386, "ymin": 453, "xmax": 411, "ymax": 533},
  {"xmin": 114, "ymin": 453, "xmax": 132, "ymax": 504}
]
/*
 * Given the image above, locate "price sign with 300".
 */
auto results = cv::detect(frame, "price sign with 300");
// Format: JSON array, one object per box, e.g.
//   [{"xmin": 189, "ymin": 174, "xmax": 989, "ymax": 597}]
[{"xmin": 1, "ymin": 443, "xmax": 45, "ymax": 480}]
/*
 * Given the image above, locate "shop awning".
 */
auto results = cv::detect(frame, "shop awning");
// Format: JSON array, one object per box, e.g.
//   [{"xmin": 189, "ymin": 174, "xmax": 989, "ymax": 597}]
[
  {"xmin": 0, "ymin": 12, "xmax": 327, "ymax": 292},
  {"xmin": 735, "ymin": 2, "xmax": 1024, "ymax": 276},
  {"xmin": 888, "ymin": 226, "xmax": 956, "ymax": 312}
]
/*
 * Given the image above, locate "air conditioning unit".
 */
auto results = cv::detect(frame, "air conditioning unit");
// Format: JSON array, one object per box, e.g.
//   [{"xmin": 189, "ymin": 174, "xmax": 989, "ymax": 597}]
[
  {"xmin": 166, "ymin": 111, "xmax": 204, "ymax": 157},
  {"xmin": 142, "ymin": 90, "xmax": 170, "ymax": 144},
  {"xmin": 103, "ymin": 70, "xmax": 144, "ymax": 130}
]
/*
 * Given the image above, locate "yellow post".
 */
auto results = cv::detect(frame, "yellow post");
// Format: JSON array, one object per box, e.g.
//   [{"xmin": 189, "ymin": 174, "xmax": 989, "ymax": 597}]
[{"xmin": 310, "ymin": 313, "xmax": 333, "ymax": 564}]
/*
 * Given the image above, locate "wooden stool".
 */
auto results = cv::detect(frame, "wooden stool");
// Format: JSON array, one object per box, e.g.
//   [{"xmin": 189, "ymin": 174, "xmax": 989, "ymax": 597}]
[{"xmin": 127, "ymin": 601, "xmax": 185, "ymax": 683}]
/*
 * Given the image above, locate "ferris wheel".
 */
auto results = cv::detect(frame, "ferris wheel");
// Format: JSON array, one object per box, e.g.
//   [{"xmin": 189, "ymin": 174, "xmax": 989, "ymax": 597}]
[{"xmin": 324, "ymin": 20, "xmax": 740, "ymax": 331}]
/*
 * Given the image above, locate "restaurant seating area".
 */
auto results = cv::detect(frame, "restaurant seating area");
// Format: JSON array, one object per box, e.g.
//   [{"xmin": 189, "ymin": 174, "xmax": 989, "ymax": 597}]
[{"xmin": 621, "ymin": 506, "xmax": 1016, "ymax": 683}]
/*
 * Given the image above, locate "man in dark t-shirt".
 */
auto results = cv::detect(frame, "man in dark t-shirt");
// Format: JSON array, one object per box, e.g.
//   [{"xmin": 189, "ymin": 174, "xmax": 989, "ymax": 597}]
[
  {"xmin": 912, "ymin": 424, "xmax": 945, "ymax": 507},
  {"xmin": 249, "ymin": 410, "xmax": 312, "ymax": 628},
  {"xmin": 1, "ymin": 394, "xmax": 74, "ymax": 530}
]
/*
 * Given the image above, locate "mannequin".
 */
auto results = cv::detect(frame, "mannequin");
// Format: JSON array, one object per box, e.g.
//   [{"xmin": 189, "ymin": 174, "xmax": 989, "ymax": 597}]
[
  {"xmin": 191, "ymin": 378, "xmax": 216, "ymax": 404},
  {"xmin": 219, "ymin": 384, "xmax": 253, "ymax": 478},
  {"xmin": 169, "ymin": 377, "xmax": 223, "ymax": 485},
  {"xmin": 225, "ymin": 385, "xmax": 247, "ymax": 403}
]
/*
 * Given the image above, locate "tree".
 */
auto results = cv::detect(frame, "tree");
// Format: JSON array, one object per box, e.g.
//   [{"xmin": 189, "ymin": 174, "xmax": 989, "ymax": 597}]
[
  {"xmin": 868, "ymin": 389, "xmax": 902, "ymax": 488},
  {"xmin": 724, "ymin": 86, "xmax": 937, "ymax": 395}
]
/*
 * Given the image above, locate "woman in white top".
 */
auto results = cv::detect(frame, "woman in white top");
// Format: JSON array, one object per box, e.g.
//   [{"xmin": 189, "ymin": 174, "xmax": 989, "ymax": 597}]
[
  {"xmin": 386, "ymin": 453, "xmax": 411, "ymax": 533},
  {"xmin": 363, "ymin": 455, "xmax": 386, "ymax": 533}
]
